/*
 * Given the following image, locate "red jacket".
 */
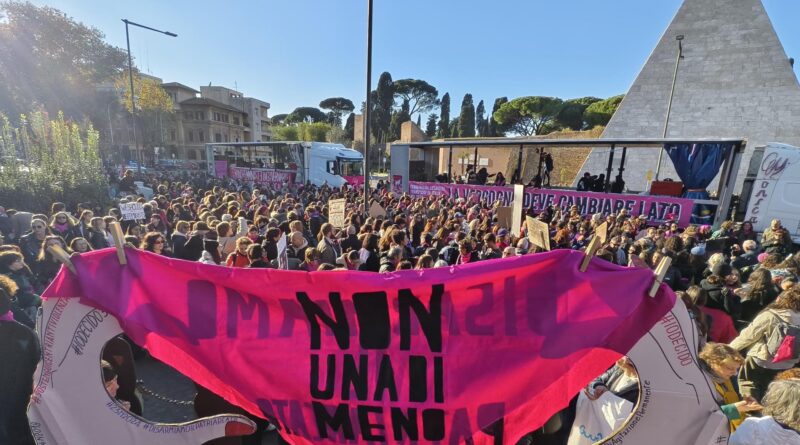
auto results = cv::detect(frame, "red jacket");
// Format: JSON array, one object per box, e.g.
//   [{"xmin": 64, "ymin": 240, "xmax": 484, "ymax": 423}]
[{"xmin": 701, "ymin": 306, "xmax": 738, "ymax": 343}]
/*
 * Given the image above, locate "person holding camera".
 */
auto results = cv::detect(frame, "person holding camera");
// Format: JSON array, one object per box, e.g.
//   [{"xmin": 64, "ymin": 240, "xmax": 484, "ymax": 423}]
[{"xmin": 761, "ymin": 219, "xmax": 792, "ymax": 256}]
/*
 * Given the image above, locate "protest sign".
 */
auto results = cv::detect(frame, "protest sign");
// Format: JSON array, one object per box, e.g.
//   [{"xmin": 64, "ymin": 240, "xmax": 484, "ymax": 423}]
[
  {"xmin": 511, "ymin": 184, "xmax": 524, "ymax": 236},
  {"xmin": 595, "ymin": 222, "xmax": 609, "ymax": 244},
  {"xmin": 277, "ymin": 234, "xmax": 288, "ymax": 270},
  {"xmin": 118, "ymin": 202, "xmax": 145, "ymax": 221},
  {"xmin": 526, "ymin": 216, "xmax": 550, "ymax": 251},
  {"xmin": 28, "ymin": 296, "xmax": 255, "ymax": 444},
  {"xmin": 42, "ymin": 248, "xmax": 675, "ymax": 444},
  {"xmin": 328, "ymin": 198, "xmax": 346, "ymax": 228},
  {"xmin": 228, "ymin": 167, "xmax": 296, "ymax": 189},
  {"xmin": 368, "ymin": 201, "xmax": 387, "ymax": 218},
  {"xmin": 495, "ymin": 206, "xmax": 512, "ymax": 229},
  {"xmin": 408, "ymin": 181, "xmax": 695, "ymax": 227}
]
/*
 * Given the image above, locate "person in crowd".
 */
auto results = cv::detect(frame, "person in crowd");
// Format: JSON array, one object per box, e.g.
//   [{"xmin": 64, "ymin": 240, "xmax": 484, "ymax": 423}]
[
  {"xmin": 586, "ymin": 356, "xmax": 639, "ymax": 404},
  {"xmin": 299, "ymin": 248, "xmax": 321, "ymax": 272},
  {"xmin": 0, "ymin": 285, "xmax": 40, "ymax": 444},
  {"xmin": 87, "ymin": 216, "xmax": 110, "ymax": 250},
  {"xmin": 75, "ymin": 209, "xmax": 93, "ymax": 240},
  {"xmin": 32, "ymin": 236, "xmax": 68, "ymax": 290},
  {"xmin": 732, "ymin": 239, "xmax": 760, "ymax": 276},
  {"xmin": 18, "ymin": 217, "xmax": 50, "ymax": 264},
  {"xmin": 225, "ymin": 237, "xmax": 252, "ymax": 268},
  {"xmin": 69, "ymin": 237, "xmax": 92, "ymax": 254},
  {"xmin": 737, "ymin": 267, "xmax": 780, "ymax": 327},
  {"xmin": 337, "ymin": 250, "xmax": 361, "ymax": 270},
  {"xmin": 731, "ymin": 285, "xmax": 800, "ymax": 401},
  {"xmin": 762, "ymin": 219, "xmax": 792, "ymax": 256},
  {"xmin": 246, "ymin": 244, "xmax": 272, "ymax": 269},
  {"xmin": 144, "ymin": 213, "xmax": 169, "ymax": 238},
  {"xmin": 170, "ymin": 220, "xmax": 190, "ymax": 259},
  {"xmin": 118, "ymin": 170, "xmax": 136, "ymax": 195},
  {"xmin": 317, "ymin": 223, "xmax": 341, "ymax": 266},
  {"xmin": 698, "ymin": 342, "xmax": 763, "ymax": 432},
  {"xmin": 730, "ymin": 379, "xmax": 800, "ymax": 444},
  {"xmin": 181, "ymin": 221, "xmax": 209, "ymax": 261},
  {"xmin": 687, "ymin": 285, "xmax": 738, "ymax": 344},
  {"xmin": 358, "ymin": 233, "xmax": 380, "ymax": 272},
  {"xmin": 140, "ymin": 232, "xmax": 169, "ymax": 256},
  {"xmin": 49, "ymin": 211, "xmax": 76, "ymax": 243},
  {"xmin": 340, "ymin": 225, "xmax": 360, "ymax": 253},
  {"xmin": 101, "ymin": 360, "xmax": 131, "ymax": 411},
  {"xmin": 0, "ymin": 269, "xmax": 36, "ymax": 328},
  {"xmin": 380, "ymin": 247, "xmax": 403, "ymax": 273},
  {"xmin": 735, "ymin": 221, "xmax": 758, "ymax": 246}
]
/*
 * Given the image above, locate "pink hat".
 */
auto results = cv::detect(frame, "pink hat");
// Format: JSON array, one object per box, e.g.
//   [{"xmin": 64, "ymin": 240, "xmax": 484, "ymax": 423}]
[{"xmin": 757, "ymin": 253, "xmax": 768, "ymax": 263}]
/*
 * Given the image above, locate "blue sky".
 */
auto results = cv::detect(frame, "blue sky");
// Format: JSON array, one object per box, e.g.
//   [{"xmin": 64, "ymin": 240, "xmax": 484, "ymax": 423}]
[{"xmin": 35, "ymin": 0, "xmax": 800, "ymax": 118}]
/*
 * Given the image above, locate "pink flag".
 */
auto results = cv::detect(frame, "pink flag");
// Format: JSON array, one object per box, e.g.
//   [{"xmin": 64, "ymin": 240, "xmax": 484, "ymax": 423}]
[{"xmin": 43, "ymin": 248, "xmax": 675, "ymax": 444}]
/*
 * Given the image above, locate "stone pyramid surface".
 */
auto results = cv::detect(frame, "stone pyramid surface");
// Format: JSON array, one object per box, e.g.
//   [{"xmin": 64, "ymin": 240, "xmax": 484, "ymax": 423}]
[{"xmin": 578, "ymin": 0, "xmax": 800, "ymax": 192}]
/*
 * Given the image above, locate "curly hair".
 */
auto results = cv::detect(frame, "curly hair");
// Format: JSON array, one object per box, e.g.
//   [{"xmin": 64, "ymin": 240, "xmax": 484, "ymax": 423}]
[
  {"xmin": 698, "ymin": 342, "xmax": 744, "ymax": 369},
  {"xmin": 770, "ymin": 285, "xmax": 800, "ymax": 312}
]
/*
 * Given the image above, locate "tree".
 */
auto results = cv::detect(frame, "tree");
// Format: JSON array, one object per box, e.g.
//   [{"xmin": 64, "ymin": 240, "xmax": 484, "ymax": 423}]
[
  {"xmin": 475, "ymin": 100, "xmax": 488, "ymax": 137},
  {"xmin": 271, "ymin": 114, "xmax": 288, "ymax": 125},
  {"xmin": 458, "ymin": 94, "xmax": 476, "ymax": 137},
  {"xmin": 272, "ymin": 122, "xmax": 331, "ymax": 141},
  {"xmin": 344, "ymin": 112, "xmax": 355, "ymax": 140},
  {"xmin": 393, "ymin": 79, "xmax": 439, "ymax": 118},
  {"xmin": 370, "ymin": 72, "xmax": 394, "ymax": 144},
  {"xmin": 425, "ymin": 114, "xmax": 438, "ymax": 137},
  {"xmin": 285, "ymin": 107, "xmax": 328, "ymax": 124},
  {"xmin": 437, "ymin": 93, "xmax": 450, "ymax": 138},
  {"xmin": 416, "ymin": 115, "xmax": 421, "ymax": 127},
  {"xmin": 449, "ymin": 118, "xmax": 460, "ymax": 138},
  {"xmin": 584, "ymin": 95, "xmax": 624, "ymax": 128},
  {"xmin": 388, "ymin": 99, "xmax": 410, "ymax": 141},
  {"xmin": 272, "ymin": 124, "xmax": 298, "ymax": 141},
  {"xmin": 116, "ymin": 74, "xmax": 174, "ymax": 151},
  {"xmin": 555, "ymin": 97, "xmax": 602, "ymax": 130},
  {"xmin": 0, "ymin": 2, "xmax": 128, "ymax": 122},
  {"xmin": 493, "ymin": 96, "xmax": 564, "ymax": 136},
  {"xmin": 318, "ymin": 97, "xmax": 354, "ymax": 127},
  {"xmin": 487, "ymin": 97, "xmax": 508, "ymax": 137}
]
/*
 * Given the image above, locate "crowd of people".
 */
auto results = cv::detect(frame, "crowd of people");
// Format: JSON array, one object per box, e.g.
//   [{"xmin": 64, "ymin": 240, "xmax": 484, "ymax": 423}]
[{"xmin": 1, "ymin": 168, "xmax": 799, "ymax": 444}]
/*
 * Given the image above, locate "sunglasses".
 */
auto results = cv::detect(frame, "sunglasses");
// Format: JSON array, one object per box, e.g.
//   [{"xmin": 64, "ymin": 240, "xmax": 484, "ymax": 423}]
[{"xmin": 154, "ymin": 240, "xmax": 165, "ymax": 244}]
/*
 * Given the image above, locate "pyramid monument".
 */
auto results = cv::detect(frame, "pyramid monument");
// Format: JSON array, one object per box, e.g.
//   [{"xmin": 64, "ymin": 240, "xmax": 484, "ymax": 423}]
[{"xmin": 577, "ymin": 0, "xmax": 800, "ymax": 192}]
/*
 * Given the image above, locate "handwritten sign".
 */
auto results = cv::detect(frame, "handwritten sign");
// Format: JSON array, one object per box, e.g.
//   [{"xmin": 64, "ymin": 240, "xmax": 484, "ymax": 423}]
[
  {"xmin": 118, "ymin": 203, "xmax": 145, "ymax": 221},
  {"xmin": 369, "ymin": 201, "xmax": 387, "ymax": 218},
  {"xmin": 526, "ymin": 216, "xmax": 550, "ymax": 251},
  {"xmin": 328, "ymin": 198, "xmax": 346, "ymax": 228}
]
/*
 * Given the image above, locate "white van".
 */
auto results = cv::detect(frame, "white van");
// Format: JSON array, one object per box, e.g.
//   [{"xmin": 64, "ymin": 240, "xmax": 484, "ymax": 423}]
[
  {"xmin": 304, "ymin": 142, "xmax": 364, "ymax": 188},
  {"xmin": 743, "ymin": 143, "xmax": 800, "ymax": 242}
]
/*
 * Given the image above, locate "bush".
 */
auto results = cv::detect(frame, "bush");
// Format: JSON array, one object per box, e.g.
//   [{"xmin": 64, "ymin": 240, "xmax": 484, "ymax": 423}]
[{"xmin": 0, "ymin": 111, "xmax": 109, "ymax": 213}]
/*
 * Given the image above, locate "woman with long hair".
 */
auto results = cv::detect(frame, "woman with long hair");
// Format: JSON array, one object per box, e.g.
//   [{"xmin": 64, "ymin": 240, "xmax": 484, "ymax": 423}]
[
  {"xmin": 69, "ymin": 237, "xmax": 93, "ymax": 254},
  {"xmin": 140, "ymin": 232, "xmax": 169, "ymax": 256},
  {"xmin": 88, "ymin": 217, "xmax": 110, "ymax": 250},
  {"xmin": 731, "ymin": 286, "xmax": 800, "ymax": 402},
  {"xmin": 32, "ymin": 236, "xmax": 69, "ymax": 290},
  {"xmin": 698, "ymin": 343, "xmax": 762, "ymax": 433},
  {"xmin": 18, "ymin": 218, "xmax": 50, "ymax": 264},
  {"xmin": 358, "ymin": 234, "xmax": 380, "ymax": 272},
  {"xmin": 49, "ymin": 211, "xmax": 77, "ymax": 243},
  {"xmin": 730, "ymin": 379, "xmax": 800, "ymax": 444},
  {"xmin": 0, "ymin": 252, "xmax": 40, "ymax": 327},
  {"xmin": 737, "ymin": 268, "xmax": 780, "ymax": 326}
]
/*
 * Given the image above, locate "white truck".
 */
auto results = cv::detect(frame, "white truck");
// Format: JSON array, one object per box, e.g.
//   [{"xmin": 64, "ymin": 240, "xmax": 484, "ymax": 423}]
[
  {"xmin": 205, "ymin": 141, "xmax": 364, "ymax": 188},
  {"xmin": 742, "ymin": 143, "xmax": 800, "ymax": 242}
]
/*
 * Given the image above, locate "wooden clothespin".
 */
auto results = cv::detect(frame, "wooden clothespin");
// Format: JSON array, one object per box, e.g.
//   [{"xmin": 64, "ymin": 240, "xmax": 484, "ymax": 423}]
[
  {"xmin": 579, "ymin": 236, "xmax": 602, "ymax": 272},
  {"xmin": 649, "ymin": 256, "xmax": 672, "ymax": 297},
  {"xmin": 48, "ymin": 245, "xmax": 76, "ymax": 275},
  {"xmin": 109, "ymin": 221, "xmax": 127, "ymax": 265}
]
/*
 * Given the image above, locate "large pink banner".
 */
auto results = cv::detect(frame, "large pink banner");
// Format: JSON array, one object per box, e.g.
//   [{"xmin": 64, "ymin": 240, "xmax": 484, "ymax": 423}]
[
  {"xmin": 409, "ymin": 181, "xmax": 695, "ymax": 227},
  {"xmin": 44, "ymin": 249, "xmax": 675, "ymax": 444},
  {"xmin": 229, "ymin": 167, "xmax": 296, "ymax": 188}
]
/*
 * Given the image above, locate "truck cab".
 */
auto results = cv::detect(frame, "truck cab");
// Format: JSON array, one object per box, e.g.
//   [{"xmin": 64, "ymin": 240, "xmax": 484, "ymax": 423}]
[{"xmin": 304, "ymin": 142, "xmax": 364, "ymax": 188}]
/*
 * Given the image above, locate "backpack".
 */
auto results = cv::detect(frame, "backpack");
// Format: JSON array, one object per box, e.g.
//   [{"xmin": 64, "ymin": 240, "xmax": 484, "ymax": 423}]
[
  {"xmin": 765, "ymin": 311, "xmax": 800, "ymax": 364},
  {"xmin": 440, "ymin": 244, "xmax": 459, "ymax": 266}
]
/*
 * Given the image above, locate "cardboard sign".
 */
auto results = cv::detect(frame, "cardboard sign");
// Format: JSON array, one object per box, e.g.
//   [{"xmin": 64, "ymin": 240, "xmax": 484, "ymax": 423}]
[
  {"xmin": 118, "ymin": 202, "xmax": 145, "ymax": 221},
  {"xmin": 511, "ymin": 184, "xmax": 525, "ymax": 236},
  {"xmin": 368, "ymin": 201, "xmax": 387, "ymax": 218},
  {"xmin": 276, "ymin": 234, "xmax": 288, "ymax": 270},
  {"xmin": 328, "ymin": 198, "xmax": 346, "ymax": 228},
  {"xmin": 42, "ymin": 249, "xmax": 675, "ymax": 445},
  {"xmin": 495, "ymin": 206, "xmax": 513, "ymax": 229},
  {"xmin": 595, "ymin": 222, "xmax": 609, "ymax": 244},
  {"xmin": 526, "ymin": 216, "xmax": 550, "ymax": 251},
  {"xmin": 28, "ymin": 297, "xmax": 255, "ymax": 444}
]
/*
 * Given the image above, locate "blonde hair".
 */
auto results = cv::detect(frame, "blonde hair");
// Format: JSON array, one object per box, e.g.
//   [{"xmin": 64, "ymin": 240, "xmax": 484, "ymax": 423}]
[
  {"xmin": 699, "ymin": 342, "xmax": 743, "ymax": 368},
  {"xmin": 762, "ymin": 379, "xmax": 800, "ymax": 431}
]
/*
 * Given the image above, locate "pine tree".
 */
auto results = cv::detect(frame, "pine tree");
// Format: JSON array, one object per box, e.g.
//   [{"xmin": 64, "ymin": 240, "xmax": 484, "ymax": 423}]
[
  {"xmin": 388, "ymin": 99, "xmax": 410, "ymax": 141},
  {"xmin": 488, "ymin": 96, "xmax": 508, "ymax": 137},
  {"xmin": 437, "ymin": 93, "xmax": 450, "ymax": 138},
  {"xmin": 371, "ymin": 71, "xmax": 394, "ymax": 144},
  {"xmin": 416, "ymin": 114, "xmax": 422, "ymax": 127},
  {"xmin": 458, "ymin": 93, "xmax": 475, "ymax": 137},
  {"xmin": 344, "ymin": 112, "xmax": 355, "ymax": 140},
  {"xmin": 425, "ymin": 113, "xmax": 438, "ymax": 137}
]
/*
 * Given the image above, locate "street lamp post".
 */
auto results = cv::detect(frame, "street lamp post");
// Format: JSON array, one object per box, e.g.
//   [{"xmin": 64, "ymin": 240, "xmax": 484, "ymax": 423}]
[
  {"xmin": 655, "ymin": 34, "xmax": 684, "ymax": 181},
  {"xmin": 363, "ymin": 0, "xmax": 373, "ymax": 205},
  {"xmin": 122, "ymin": 19, "xmax": 177, "ymax": 174}
]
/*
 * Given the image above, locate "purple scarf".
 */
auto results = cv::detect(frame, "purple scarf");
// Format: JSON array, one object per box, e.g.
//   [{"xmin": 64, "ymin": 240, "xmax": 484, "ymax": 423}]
[{"xmin": 0, "ymin": 311, "xmax": 14, "ymax": 322}]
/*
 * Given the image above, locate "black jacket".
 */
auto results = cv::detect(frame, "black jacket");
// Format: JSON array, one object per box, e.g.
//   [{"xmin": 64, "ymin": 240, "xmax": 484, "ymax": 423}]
[
  {"xmin": 358, "ymin": 251, "xmax": 380, "ymax": 273},
  {"xmin": 181, "ymin": 234, "xmax": 205, "ymax": 261}
]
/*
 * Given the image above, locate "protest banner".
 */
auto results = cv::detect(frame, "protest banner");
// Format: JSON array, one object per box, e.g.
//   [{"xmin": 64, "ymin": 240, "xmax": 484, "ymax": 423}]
[
  {"xmin": 42, "ymin": 248, "xmax": 676, "ymax": 444},
  {"xmin": 495, "ymin": 206, "xmax": 512, "ymax": 229},
  {"xmin": 511, "ymin": 184, "xmax": 524, "ymax": 236},
  {"xmin": 526, "ymin": 216, "xmax": 550, "ymax": 251},
  {"xmin": 28, "ymin": 295, "xmax": 256, "ymax": 444},
  {"xmin": 228, "ymin": 167, "xmax": 296, "ymax": 188},
  {"xmin": 408, "ymin": 181, "xmax": 695, "ymax": 227},
  {"xmin": 118, "ymin": 202, "xmax": 145, "ymax": 221},
  {"xmin": 328, "ymin": 198, "xmax": 347, "ymax": 228},
  {"xmin": 369, "ymin": 201, "xmax": 387, "ymax": 218}
]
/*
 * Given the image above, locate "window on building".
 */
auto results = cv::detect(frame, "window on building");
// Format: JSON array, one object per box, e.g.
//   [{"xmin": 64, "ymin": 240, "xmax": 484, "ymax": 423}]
[
  {"xmin": 233, "ymin": 116, "xmax": 240, "ymax": 125},
  {"xmin": 222, "ymin": 114, "xmax": 229, "ymax": 124},
  {"xmin": 198, "ymin": 130, "xmax": 204, "ymax": 141},
  {"xmin": 215, "ymin": 133, "xmax": 222, "ymax": 143},
  {"xmin": 170, "ymin": 129, "xmax": 176, "ymax": 141},
  {"xmin": 187, "ymin": 130, "xmax": 194, "ymax": 142},
  {"xmin": 196, "ymin": 111, "xmax": 204, "ymax": 120}
]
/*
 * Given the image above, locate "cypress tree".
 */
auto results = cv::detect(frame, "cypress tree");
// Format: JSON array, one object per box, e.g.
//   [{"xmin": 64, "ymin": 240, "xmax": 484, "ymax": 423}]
[
  {"xmin": 458, "ymin": 93, "xmax": 475, "ymax": 137},
  {"xmin": 425, "ymin": 113, "xmax": 438, "ymax": 137},
  {"xmin": 437, "ymin": 93, "xmax": 450, "ymax": 138}
]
